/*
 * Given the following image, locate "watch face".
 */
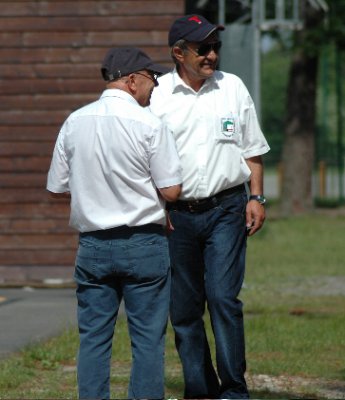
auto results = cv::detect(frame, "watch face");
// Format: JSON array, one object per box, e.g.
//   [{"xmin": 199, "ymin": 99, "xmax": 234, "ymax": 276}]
[{"xmin": 259, "ymin": 196, "xmax": 266, "ymax": 205}]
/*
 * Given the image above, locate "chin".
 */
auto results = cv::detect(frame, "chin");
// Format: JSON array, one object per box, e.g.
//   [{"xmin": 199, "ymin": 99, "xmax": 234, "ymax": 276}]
[{"xmin": 201, "ymin": 69, "xmax": 215, "ymax": 78}]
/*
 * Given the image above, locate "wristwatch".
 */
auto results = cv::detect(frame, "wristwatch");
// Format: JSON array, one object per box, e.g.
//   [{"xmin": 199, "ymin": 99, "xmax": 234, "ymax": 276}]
[{"xmin": 249, "ymin": 195, "xmax": 266, "ymax": 205}]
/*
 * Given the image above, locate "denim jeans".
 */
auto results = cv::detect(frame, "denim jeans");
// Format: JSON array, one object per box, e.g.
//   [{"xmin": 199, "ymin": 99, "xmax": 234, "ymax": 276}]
[
  {"xmin": 168, "ymin": 190, "xmax": 249, "ymax": 399},
  {"xmin": 74, "ymin": 224, "xmax": 171, "ymax": 400}
]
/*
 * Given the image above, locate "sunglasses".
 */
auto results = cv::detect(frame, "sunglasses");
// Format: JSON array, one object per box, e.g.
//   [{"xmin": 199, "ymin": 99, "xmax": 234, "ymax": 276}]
[
  {"xmin": 135, "ymin": 71, "xmax": 159, "ymax": 87},
  {"xmin": 187, "ymin": 41, "xmax": 222, "ymax": 56}
]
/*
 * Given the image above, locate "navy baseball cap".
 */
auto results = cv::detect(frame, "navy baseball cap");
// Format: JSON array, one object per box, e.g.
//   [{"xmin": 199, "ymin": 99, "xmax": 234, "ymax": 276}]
[
  {"xmin": 101, "ymin": 47, "xmax": 169, "ymax": 81},
  {"xmin": 168, "ymin": 14, "xmax": 224, "ymax": 47}
]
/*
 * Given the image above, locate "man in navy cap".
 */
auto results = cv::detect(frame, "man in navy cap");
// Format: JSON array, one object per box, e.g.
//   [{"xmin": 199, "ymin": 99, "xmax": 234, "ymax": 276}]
[
  {"xmin": 47, "ymin": 47, "xmax": 182, "ymax": 399},
  {"xmin": 150, "ymin": 15, "xmax": 270, "ymax": 399}
]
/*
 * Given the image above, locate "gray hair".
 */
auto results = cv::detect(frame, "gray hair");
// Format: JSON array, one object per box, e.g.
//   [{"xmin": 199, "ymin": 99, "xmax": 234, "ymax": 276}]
[{"xmin": 170, "ymin": 39, "xmax": 187, "ymax": 65}]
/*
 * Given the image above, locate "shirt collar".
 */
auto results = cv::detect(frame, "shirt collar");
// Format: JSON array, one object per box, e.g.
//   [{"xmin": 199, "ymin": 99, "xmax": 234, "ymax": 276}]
[
  {"xmin": 171, "ymin": 68, "xmax": 220, "ymax": 94},
  {"xmin": 100, "ymin": 88, "xmax": 139, "ymax": 105}
]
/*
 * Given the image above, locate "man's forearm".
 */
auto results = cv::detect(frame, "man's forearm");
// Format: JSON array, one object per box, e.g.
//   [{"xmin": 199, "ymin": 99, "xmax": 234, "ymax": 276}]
[
  {"xmin": 245, "ymin": 156, "xmax": 264, "ymax": 194},
  {"xmin": 49, "ymin": 191, "xmax": 71, "ymax": 199}
]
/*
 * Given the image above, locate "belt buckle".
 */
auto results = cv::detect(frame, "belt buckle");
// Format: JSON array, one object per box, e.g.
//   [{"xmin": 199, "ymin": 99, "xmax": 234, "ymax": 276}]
[{"xmin": 188, "ymin": 199, "xmax": 199, "ymax": 213}]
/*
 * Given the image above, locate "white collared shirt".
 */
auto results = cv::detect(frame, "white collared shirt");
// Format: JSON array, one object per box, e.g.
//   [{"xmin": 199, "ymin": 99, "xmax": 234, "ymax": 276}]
[
  {"xmin": 47, "ymin": 89, "xmax": 182, "ymax": 232},
  {"xmin": 150, "ymin": 69, "xmax": 270, "ymax": 200}
]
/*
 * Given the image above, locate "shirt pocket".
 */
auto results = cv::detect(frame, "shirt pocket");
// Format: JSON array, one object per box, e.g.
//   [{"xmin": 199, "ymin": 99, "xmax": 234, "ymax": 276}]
[{"xmin": 214, "ymin": 113, "xmax": 242, "ymax": 145}]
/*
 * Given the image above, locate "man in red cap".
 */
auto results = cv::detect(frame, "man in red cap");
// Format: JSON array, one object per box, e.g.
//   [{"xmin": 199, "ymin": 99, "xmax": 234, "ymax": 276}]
[{"xmin": 150, "ymin": 15, "xmax": 270, "ymax": 399}]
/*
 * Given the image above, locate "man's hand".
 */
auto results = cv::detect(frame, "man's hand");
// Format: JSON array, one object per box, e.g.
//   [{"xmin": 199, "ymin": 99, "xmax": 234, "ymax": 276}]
[
  {"xmin": 165, "ymin": 211, "xmax": 175, "ymax": 234},
  {"xmin": 245, "ymin": 200, "xmax": 265, "ymax": 236}
]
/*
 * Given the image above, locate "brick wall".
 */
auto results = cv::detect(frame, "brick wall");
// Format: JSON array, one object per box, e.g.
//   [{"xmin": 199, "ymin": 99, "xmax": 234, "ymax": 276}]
[{"xmin": 0, "ymin": 0, "xmax": 184, "ymax": 285}]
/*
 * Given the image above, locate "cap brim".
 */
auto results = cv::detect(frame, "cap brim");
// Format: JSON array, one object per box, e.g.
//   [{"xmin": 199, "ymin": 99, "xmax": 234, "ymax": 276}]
[
  {"xmin": 201, "ymin": 25, "xmax": 225, "ymax": 41},
  {"xmin": 183, "ymin": 25, "xmax": 225, "ymax": 44},
  {"xmin": 148, "ymin": 63, "xmax": 171, "ymax": 76}
]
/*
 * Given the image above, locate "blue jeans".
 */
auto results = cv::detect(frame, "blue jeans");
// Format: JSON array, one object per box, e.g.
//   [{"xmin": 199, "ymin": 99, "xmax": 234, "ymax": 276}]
[
  {"xmin": 74, "ymin": 224, "xmax": 171, "ymax": 400},
  {"xmin": 168, "ymin": 190, "xmax": 249, "ymax": 399}
]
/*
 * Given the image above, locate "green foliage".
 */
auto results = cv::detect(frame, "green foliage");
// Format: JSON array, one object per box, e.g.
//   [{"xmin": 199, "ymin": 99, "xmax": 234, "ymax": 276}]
[
  {"xmin": 286, "ymin": 1, "xmax": 345, "ymax": 55},
  {"xmin": 326, "ymin": 0, "xmax": 345, "ymax": 49},
  {"xmin": 261, "ymin": 40, "xmax": 290, "ymax": 164},
  {"xmin": 260, "ymin": 0, "xmax": 345, "ymax": 169},
  {"xmin": 261, "ymin": 43, "xmax": 344, "ymax": 169}
]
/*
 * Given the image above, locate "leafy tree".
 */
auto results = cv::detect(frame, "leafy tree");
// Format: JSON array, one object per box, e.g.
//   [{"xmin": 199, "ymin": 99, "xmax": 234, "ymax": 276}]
[
  {"xmin": 280, "ymin": 1, "xmax": 325, "ymax": 214},
  {"xmin": 280, "ymin": 0, "xmax": 345, "ymax": 214},
  {"xmin": 261, "ymin": 42, "xmax": 289, "ymax": 165}
]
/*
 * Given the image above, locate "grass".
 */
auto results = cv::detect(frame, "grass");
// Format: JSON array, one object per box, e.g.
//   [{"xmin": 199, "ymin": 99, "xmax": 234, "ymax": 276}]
[
  {"xmin": 243, "ymin": 211, "xmax": 345, "ymax": 386},
  {"xmin": 0, "ymin": 212, "xmax": 344, "ymax": 399}
]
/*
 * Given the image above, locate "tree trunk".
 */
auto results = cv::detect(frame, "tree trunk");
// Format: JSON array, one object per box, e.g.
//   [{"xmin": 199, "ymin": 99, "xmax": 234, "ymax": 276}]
[
  {"xmin": 280, "ymin": 50, "xmax": 318, "ymax": 215},
  {"xmin": 280, "ymin": 2, "xmax": 325, "ymax": 216}
]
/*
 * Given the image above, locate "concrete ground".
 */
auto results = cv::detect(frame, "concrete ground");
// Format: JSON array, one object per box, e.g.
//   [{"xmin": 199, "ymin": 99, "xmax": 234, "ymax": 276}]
[{"xmin": 0, "ymin": 287, "xmax": 77, "ymax": 359}]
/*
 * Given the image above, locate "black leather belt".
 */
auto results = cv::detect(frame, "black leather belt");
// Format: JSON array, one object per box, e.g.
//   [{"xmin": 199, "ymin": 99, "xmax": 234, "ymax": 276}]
[
  {"xmin": 80, "ymin": 223, "xmax": 163, "ymax": 238},
  {"xmin": 167, "ymin": 184, "xmax": 245, "ymax": 213}
]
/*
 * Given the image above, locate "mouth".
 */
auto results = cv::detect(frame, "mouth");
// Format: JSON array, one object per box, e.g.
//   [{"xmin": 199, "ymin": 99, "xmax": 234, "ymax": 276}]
[{"xmin": 201, "ymin": 62, "xmax": 216, "ymax": 70}]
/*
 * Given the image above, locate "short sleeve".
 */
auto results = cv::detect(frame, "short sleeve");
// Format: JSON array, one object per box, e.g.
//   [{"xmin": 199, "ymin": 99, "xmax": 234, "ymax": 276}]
[
  {"xmin": 46, "ymin": 125, "xmax": 70, "ymax": 193},
  {"xmin": 149, "ymin": 123, "xmax": 182, "ymax": 188}
]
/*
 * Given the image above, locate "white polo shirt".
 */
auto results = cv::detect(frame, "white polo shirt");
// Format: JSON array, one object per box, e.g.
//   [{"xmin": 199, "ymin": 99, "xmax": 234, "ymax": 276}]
[
  {"xmin": 47, "ymin": 89, "xmax": 182, "ymax": 232},
  {"xmin": 150, "ymin": 69, "xmax": 270, "ymax": 200}
]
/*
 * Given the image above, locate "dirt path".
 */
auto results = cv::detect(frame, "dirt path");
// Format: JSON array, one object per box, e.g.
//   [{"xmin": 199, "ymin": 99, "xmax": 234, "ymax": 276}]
[{"xmin": 248, "ymin": 373, "xmax": 345, "ymax": 399}]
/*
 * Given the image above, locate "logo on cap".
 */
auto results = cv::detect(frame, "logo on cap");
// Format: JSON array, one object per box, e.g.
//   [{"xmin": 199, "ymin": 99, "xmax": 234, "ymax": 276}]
[{"xmin": 188, "ymin": 16, "xmax": 202, "ymax": 24}]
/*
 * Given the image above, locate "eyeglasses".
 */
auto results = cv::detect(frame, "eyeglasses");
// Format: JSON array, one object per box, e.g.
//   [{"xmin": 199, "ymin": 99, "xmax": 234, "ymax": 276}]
[
  {"xmin": 134, "ymin": 71, "xmax": 159, "ymax": 87},
  {"xmin": 186, "ymin": 41, "xmax": 222, "ymax": 57}
]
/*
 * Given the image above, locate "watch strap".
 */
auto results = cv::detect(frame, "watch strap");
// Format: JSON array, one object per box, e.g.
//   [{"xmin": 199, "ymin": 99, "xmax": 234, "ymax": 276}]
[{"xmin": 249, "ymin": 195, "xmax": 266, "ymax": 205}]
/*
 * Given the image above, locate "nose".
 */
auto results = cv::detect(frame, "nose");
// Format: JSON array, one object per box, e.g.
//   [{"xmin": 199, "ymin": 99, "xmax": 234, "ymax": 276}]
[{"xmin": 206, "ymin": 49, "xmax": 218, "ymax": 59}]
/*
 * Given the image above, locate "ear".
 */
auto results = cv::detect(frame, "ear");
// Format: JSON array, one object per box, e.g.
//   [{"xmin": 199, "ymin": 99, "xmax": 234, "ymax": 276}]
[
  {"xmin": 172, "ymin": 46, "xmax": 185, "ymax": 63},
  {"xmin": 127, "ymin": 73, "xmax": 137, "ymax": 92}
]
